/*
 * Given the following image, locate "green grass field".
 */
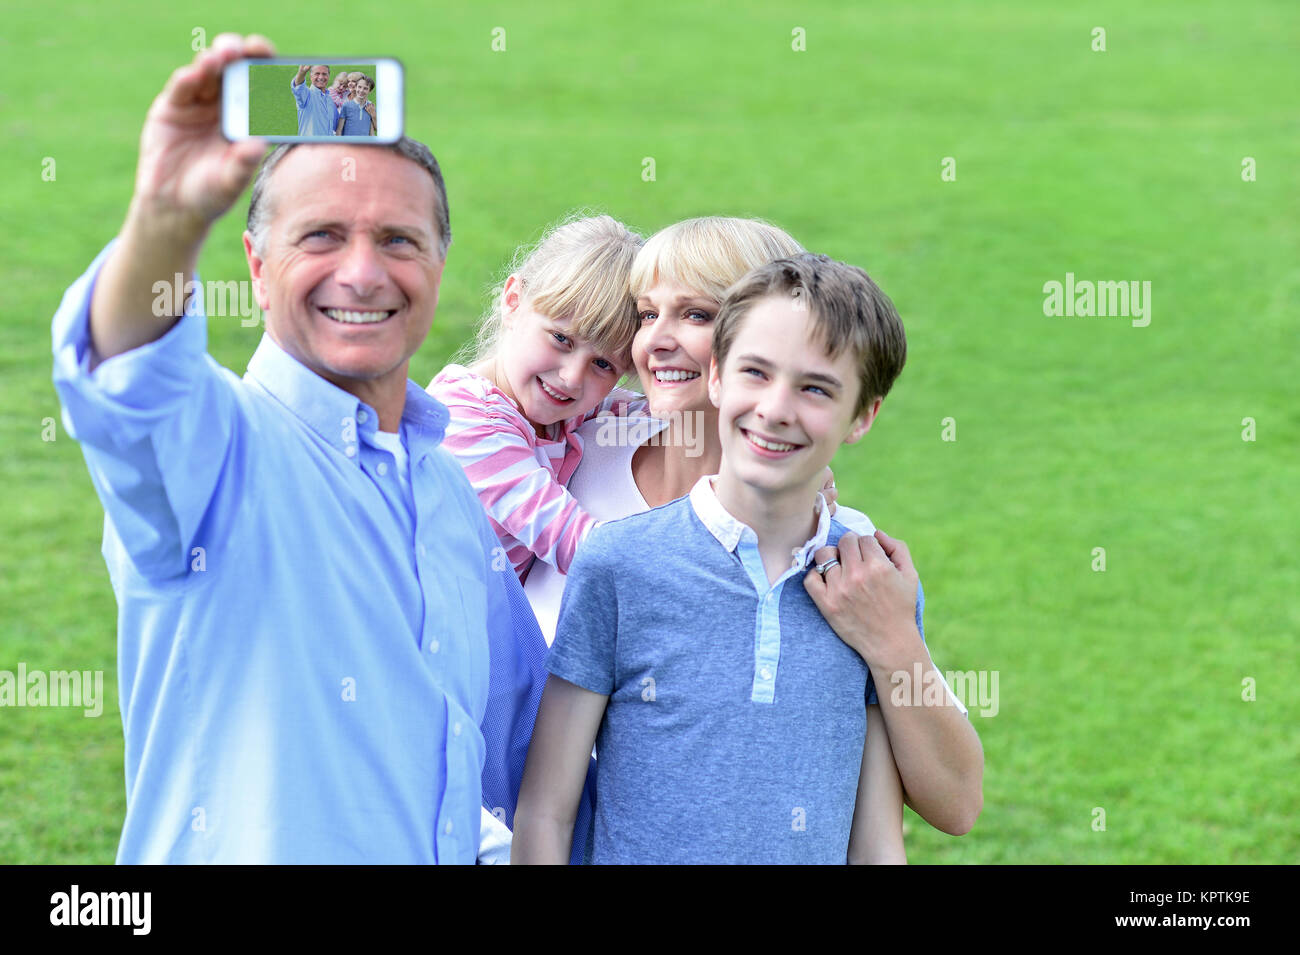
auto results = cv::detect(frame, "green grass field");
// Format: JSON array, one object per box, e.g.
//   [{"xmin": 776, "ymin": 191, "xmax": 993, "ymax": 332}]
[
  {"xmin": 250, "ymin": 63, "xmax": 377, "ymax": 135},
  {"xmin": 2, "ymin": 1, "xmax": 1297, "ymax": 864}
]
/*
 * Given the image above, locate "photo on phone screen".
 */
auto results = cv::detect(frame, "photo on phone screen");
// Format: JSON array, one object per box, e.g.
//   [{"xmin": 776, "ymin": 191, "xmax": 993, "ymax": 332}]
[{"xmin": 222, "ymin": 57, "xmax": 404, "ymax": 143}]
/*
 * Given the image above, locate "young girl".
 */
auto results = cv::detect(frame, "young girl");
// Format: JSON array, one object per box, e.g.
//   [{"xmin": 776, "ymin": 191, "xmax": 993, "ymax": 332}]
[
  {"xmin": 428, "ymin": 214, "xmax": 645, "ymax": 582},
  {"xmin": 327, "ymin": 71, "xmax": 350, "ymax": 109}
]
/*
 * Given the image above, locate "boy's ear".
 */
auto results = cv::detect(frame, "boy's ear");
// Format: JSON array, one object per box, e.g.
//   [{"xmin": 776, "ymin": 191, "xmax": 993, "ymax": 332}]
[
  {"xmin": 243, "ymin": 231, "xmax": 271, "ymax": 312},
  {"xmin": 707, "ymin": 355, "xmax": 723, "ymax": 409},
  {"xmin": 844, "ymin": 396, "xmax": 883, "ymax": 445}
]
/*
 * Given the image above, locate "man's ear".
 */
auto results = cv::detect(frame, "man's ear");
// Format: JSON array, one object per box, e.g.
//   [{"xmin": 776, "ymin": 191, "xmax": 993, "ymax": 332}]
[
  {"xmin": 707, "ymin": 355, "xmax": 723, "ymax": 409},
  {"xmin": 844, "ymin": 396, "xmax": 883, "ymax": 445},
  {"xmin": 243, "ymin": 231, "xmax": 272, "ymax": 312}
]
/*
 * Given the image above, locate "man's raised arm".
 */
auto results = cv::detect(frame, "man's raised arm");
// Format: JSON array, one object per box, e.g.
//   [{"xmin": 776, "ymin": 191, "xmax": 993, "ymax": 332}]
[{"xmin": 89, "ymin": 34, "xmax": 273, "ymax": 361}]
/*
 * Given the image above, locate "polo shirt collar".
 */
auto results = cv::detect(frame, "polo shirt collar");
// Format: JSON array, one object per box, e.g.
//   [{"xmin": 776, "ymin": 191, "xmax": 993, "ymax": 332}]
[
  {"xmin": 244, "ymin": 334, "xmax": 449, "ymax": 462},
  {"xmin": 688, "ymin": 474, "xmax": 832, "ymax": 568}
]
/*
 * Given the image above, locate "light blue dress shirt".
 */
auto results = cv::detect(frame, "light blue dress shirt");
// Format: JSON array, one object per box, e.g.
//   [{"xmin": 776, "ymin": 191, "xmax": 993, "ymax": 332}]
[
  {"xmin": 290, "ymin": 77, "xmax": 338, "ymax": 136},
  {"xmin": 51, "ymin": 242, "xmax": 569, "ymax": 863}
]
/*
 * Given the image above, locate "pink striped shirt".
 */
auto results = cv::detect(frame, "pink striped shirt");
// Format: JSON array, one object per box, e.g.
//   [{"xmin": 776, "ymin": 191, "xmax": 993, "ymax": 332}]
[{"xmin": 428, "ymin": 365, "xmax": 645, "ymax": 580}]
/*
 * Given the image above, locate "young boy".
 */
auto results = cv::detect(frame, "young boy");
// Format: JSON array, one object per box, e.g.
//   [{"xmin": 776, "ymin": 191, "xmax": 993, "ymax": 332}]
[
  {"xmin": 335, "ymin": 75, "xmax": 377, "ymax": 136},
  {"xmin": 513, "ymin": 253, "xmax": 917, "ymax": 864}
]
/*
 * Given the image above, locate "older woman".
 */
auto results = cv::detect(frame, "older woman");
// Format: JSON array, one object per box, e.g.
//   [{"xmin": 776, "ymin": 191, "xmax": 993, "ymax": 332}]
[{"xmin": 521, "ymin": 217, "xmax": 983, "ymax": 849}]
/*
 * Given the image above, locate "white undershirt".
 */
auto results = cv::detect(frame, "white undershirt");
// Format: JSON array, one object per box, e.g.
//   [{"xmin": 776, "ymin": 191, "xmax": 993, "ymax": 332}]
[{"xmin": 524, "ymin": 414, "xmax": 665, "ymax": 644}]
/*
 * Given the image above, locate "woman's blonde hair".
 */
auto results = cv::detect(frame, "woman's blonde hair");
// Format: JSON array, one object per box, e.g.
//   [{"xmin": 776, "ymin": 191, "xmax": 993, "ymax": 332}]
[
  {"xmin": 462, "ymin": 213, "xmax": 644, "ymax": 366},
  {"xmin": 629, "ymin": 216, "xmax": 805, "ymax": 304}
]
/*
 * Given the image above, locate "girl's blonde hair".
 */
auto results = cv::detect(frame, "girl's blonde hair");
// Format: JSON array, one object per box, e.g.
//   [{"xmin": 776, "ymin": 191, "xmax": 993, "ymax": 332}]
[
  {"xmin": 463, "ymin": 213, "xmax": 644, "ymax": 366},
  {"xmin": 629, "ymin": 216, "xmax": 805, "ymax": 304}
]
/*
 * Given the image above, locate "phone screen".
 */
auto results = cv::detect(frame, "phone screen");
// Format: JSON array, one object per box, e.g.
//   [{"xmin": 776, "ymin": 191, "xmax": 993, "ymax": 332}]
[{"xmin": 222, "ymin": 58, "xmax": 404, "ymax": 143}]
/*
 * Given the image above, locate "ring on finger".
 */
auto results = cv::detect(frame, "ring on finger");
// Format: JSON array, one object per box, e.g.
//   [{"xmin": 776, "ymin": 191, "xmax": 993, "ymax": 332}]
[{"xmin": 815, "ymin": 558, "xmax": 840, "ymax": 578}]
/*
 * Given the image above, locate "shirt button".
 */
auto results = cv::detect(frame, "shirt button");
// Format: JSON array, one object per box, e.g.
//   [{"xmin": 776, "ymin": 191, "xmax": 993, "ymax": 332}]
[
  {"xmin": 444, "ymin": 820, "xmax": 453, "ymax": 835},
  {"xmin": 418, "ymin": 543, "xmax": 427, "ymax": 557},
  {"xmin": 377, "ymin": 461, "xmax": 388, "ymax": 476},
  {"xmin": 760, "ymin": 667, "xmax": 773, "ymax": 681},
  {"xmin": 357, "ymin": 410, "xmax": 368, "ymax": 423},
  {"xmin": 344, "ymin": 445, "xmax": 357, "ymax": 458},
  {"xmin": 453, "ymin": 721, "xmax": 462, "ymax": 737},
  {"xmin": 429, "ymin": 639, "xmax": 440, "ymax": 654}
]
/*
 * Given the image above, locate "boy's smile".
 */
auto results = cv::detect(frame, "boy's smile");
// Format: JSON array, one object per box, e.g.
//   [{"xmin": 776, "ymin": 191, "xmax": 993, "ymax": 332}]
[{"xmin": 709, "ymin": 294, "xmax": 877, "ymax": 503}]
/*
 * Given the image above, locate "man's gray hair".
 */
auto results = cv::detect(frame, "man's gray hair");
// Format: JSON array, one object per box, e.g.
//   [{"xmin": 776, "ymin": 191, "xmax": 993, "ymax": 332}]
[{"xmin": 246, "ymin": 137, "xmax": 452, "ymax": 259}]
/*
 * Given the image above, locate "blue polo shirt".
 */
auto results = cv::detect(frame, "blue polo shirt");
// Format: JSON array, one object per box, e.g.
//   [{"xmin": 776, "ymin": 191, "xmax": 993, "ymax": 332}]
[
  {"xmin": 548, "ymin": 477, "xmax": 927, "ymax": 864},
  {"xmin": 51, "ymin": 243, "xmax": 564, "ymax": 863},
  {"xmin": 337, "ymin": 99, "xmax": 375, "ymax": 136}
]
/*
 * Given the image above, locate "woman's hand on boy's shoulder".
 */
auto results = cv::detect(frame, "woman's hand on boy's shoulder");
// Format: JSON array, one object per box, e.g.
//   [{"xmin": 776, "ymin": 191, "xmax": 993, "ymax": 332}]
[{"xmin": 805, "ymin": 529, "xmax": 922, "ymax": 668}]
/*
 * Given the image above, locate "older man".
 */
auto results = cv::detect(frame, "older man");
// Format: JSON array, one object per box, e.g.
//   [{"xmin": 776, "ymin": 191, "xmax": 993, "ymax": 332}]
[
  {"xmin": 291, "ymin": 63, "xmax": 336, "ymax": 136},
  {"xmin": 51, "ymin": 35, "xmax": 568, "ymax": 863}
]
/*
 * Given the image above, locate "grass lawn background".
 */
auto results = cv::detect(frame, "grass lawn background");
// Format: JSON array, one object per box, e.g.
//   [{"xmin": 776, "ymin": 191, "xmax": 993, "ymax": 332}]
[{"xmin": 1, "ymin": 0, "xmax": 1297, "ymax": 863}]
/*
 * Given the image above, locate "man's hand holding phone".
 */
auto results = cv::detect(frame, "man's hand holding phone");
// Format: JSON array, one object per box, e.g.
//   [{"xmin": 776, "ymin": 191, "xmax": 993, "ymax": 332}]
[
  {"xmin": 137, "ymin": 34, "xmax": 275, "ymax": 236},
  {"xmin": 90, "ymin": 33, "xmax": 274, "ymax": 361}
]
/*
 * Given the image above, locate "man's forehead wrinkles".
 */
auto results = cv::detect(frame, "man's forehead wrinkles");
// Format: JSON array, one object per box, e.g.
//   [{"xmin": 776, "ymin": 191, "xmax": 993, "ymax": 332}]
[
  {"xmin": 268, "ymin": 152, "xmax": 439, "ymax": 228},
  {"xmin": 280, "ymin": 208, "xmax": 437, "ymax": 239},
  {"xmin": 270, "ymin": 187, "xmax": 436, "ymax": 238}
]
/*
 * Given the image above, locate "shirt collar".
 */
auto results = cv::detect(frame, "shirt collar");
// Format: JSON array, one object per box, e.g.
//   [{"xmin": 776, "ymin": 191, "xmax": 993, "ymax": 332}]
[
  {"xmin": 688, "ymin": 474, "xmax": 832, "ymax": 568},
  {"xmin": 244, "ymin": 334, "xmax": 449, "ymax": 462}
]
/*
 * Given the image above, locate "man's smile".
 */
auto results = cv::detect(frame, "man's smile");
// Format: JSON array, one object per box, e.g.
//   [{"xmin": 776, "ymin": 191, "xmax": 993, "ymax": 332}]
[{"xmin": 320, "ymin": 306, "xmax": 398, "ymax": 325}]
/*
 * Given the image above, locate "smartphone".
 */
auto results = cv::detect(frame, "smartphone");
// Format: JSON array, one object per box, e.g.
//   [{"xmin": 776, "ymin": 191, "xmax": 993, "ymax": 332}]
[{"xmin": 222, "ymin": 57, "xmax": 404, "ymax": 143}]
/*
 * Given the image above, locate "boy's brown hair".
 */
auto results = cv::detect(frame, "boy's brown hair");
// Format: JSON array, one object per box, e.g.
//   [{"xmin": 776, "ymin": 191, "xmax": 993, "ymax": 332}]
[{"xmin": 712, "ymin": 253, "xmax": 906, "ymax": 415}]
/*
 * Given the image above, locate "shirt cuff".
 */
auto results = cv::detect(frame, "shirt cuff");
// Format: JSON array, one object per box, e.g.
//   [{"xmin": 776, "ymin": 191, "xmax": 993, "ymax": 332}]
[{"xmin": 477, "ymin": 807, "xmax": 513, "ymax": 865}]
